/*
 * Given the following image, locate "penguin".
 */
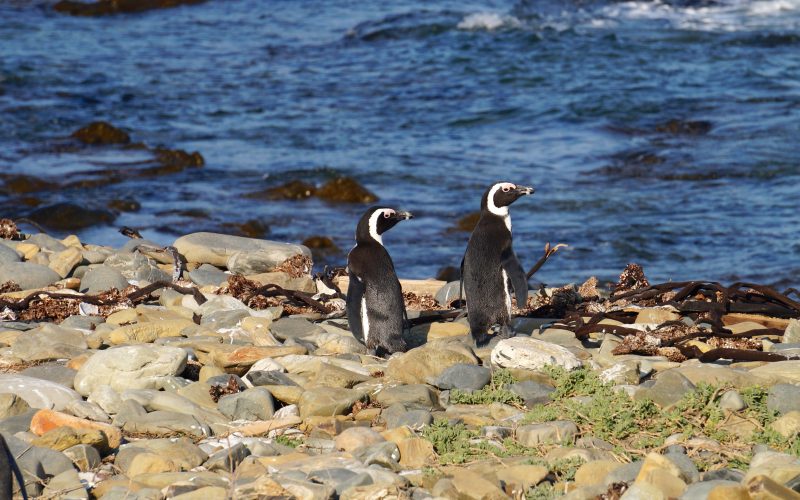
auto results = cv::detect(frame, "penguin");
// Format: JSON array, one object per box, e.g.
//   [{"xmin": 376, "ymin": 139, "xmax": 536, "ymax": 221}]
[
  {"xmin": 461, "ymin": 182, "xmax": 534, "ymax": 346},
  {"xmin": 347, "ymin": 206, "xmax": 414, "ymax": 357}
]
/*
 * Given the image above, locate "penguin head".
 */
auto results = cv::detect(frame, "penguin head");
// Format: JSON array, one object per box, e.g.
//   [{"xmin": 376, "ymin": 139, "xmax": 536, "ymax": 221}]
[
  {"xmin": 356, "ymin": 206, "xmax": 414, "ymax": 245},
  {"xmin": 482, "ymin": 182, "xmax": 534, "ymax": 216}
]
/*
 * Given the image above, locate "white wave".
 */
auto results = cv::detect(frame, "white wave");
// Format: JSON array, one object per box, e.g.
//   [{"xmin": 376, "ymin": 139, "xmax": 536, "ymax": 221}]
[
  {"xmin": 457, "ymin": 12, "xmax": 522, "ymax": 31},
  {"xmin": 596, "ymin": 0, "xmax": 800, "ymax": 32}
]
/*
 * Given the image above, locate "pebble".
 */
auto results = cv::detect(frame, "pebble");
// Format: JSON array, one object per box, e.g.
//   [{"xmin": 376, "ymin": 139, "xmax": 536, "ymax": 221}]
[
  {"xmin": 79, "ymin": 265, "xmax": 129, "ymax": 293},
  {"xmin": 173, "ymin": 231, "xmax": 310, "ymax": 268},
  {"xmin": 491, "ymin": 336, "xmax": 583, "ymax": 371},
  {"xmin": 73, "ymin": 345, "xmax": 188, "ymax": 395},
  {"xmin": 0, "ymin": 261, "xmax": 61, "ymax": 289},
  {"xmin": 433, "ymin": 364, "xmax": 491, "ymax": 391},
  {"xmin": 766, "ymin": 383, "xmax": 800, "ymax": 415}
]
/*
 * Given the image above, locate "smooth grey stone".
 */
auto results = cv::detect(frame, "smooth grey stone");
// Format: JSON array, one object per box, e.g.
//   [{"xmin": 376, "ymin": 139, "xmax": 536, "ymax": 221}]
[
  {"xmin": 665, "ymin": 445, "xmax": 687, "ymax": 455},
  {"xmin": 27, "ymin": 233, "xmax": 67, "ymax": 252},
  {"xmin": 269, "ymin": 317, "xmax": 325, "ymax": 341},
  {"xmin": 19, "ymin": 363, "xmax": 77, "ymax": 388},
  {"xmin": 384, "ymin": 409, "xmax": 433, "ymax": 429},
  {"xmin": 100, "ymin": 486, "xmax": 162, "ymax": 500},
  {"xmin": 2, "ymin": 432, "xmax": 45, "ymax": 497},
  {"xmin": 700, "ymin": 468, "xmax": 744, "ymax": 482},
  {"xmin": 204, "ymin": 442, "xmax": 251, "ymax": 472},
  {"xmin": 218, "ymin": 388, "xmax": 275, "ymax": 421},
  {"xmin": 247, "ymin": 440, "xmax": 293, "ymax": 457},
  {"xmin": 605, "ymin": 460, "xmax": 643, "ymax": 485},
  {"xmin": 200, "ymin": 309, "xmax": 250, "ymax": 328},
  {"xmin": 0, "ymin": 244, "xmax": 21, "ymax": 264},
  {"xmin": 121, "ymin": 410, "xmax": 211, "ymax": 439},
  {"xmin": 375, "ymin": 385, "xmax": 438, "ymax": 410},
  {"xmin": 634, "ymin": 370, "xmax": 695, "ymax": 407},
  {"xmin": 11, "ymin": 324, "xmax": 87, "ymax": 362},
  {"xmin": 313, "ymin": 469, "xmax": 373, "ymax": 495},
  {"xmin": 352, "ymin": 442, "xmax": 401, "ymax": 470},
  {"xmin": 680, "ymin": 480, "xmax": 739, "ymax": 500},
  {"xmin": 3, "ymin": 432, "xmax": 74, "ymax": 480},
  {"xmin": 103, "ymin": 252, "xmax": 170, "ymax": 282},
  {"xmin": 665, "ymin": 452, "xmax": 700, "ymax": 483},
  {"xmin": 111, "ymin": 399, "xmax": 147, "ymax": 427},
  {"xmin": 434, "ymin": 364, "xmax": 490, "ymax": 391},
  {"xmin": 0, "ymin": 374, "xmax": 81, "ymax": 410},
  {"xmin": 767, "ymin": 384, "xmax": 800, "ymax": 415},
  {"xmin": 79, "ymin": 265, "xmax": 129, "ymax": 293},
  {"xmin": 434, "ymin": 281, "xmax": 462, "ymax": 307},
  {"xmin": 189, "ymin": 264, "xmax": 229, "ymax": 287},
  {"xmin": 63, "ymin": 443, "xmax": 102, "ymax": 471},
  {"xmin": 0, "ymin": 322, "xmax": 39, "ymax": 331},
  {"xmin": 508, "ymin": 380, "xmax": 555, "ymax": 407},
  {"xmin": 719, "ymin": 390, "xmax": 746, "ymax": 412},
  {"xmin": 783, "ymin": 319, "xmax": 800, "ymax": 344},
  {"xmin": 0, "ymin": 262, "xmax": 60, "ymax": 290},
  {"xmin": 60, "ymin": 315, "xmax": 105, "ymax": 330},
  {"xmin": 381, "ymin": 404, "xmax": 407, "ymax": 427},
  {"xmin": 246, "ymin": 370, "xmax": 298, "ymax": 387},
  {"xmin": 73, "ymin": 345, "xmax": 188, "ymax": 396},
  {"xmin": 271, "ymin": 477, "xmax": 335, "ymax": 500},
  {"xmin": 516, "ymin": 421, "xmax": 578, "ymax": 446},
  {"xmin": 42, "ymin": 468, "xmax": 88, "ymax": 499},
  {"xmin": 64, "ymin": 400, "xmax": 111, "ymax": 423},
  {"xmin": 159, "ymin": 376, "xmax": 191, "ymax": 391},
  {"xmin": 173, "ymin": 232, "xmax": 309, "ymax": 268},
  {"xmin": 0, "ymin": 409, "xmax": 38, "ymax": 435}
]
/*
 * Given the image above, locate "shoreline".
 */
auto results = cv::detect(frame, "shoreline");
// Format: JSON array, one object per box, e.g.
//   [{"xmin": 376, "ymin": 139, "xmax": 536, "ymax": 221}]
[{"xmin": 1, "ymin": 225, "xmax": 799, "ymax": 499}]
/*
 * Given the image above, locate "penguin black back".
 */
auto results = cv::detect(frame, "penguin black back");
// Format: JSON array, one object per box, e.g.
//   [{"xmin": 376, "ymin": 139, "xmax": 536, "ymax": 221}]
[
  {"xmin": 347, "ymin": 206, "xmax": 413, "ymax": 357},
  {"xmin": 462, "ymin": 182, "xmax": 534, "ymax": 346}
]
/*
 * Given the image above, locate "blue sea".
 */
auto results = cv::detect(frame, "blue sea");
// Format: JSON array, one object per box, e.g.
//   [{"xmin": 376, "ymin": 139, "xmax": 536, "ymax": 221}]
[{"xmin": 1, "ymin": 0, "xmax": 799, "ymax": 287}]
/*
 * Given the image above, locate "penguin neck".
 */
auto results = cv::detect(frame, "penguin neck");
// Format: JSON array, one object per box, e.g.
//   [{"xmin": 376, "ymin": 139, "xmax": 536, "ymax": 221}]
[{"xmin": 485, "ymin": 209, "xmax": 511, "ymax": 233}]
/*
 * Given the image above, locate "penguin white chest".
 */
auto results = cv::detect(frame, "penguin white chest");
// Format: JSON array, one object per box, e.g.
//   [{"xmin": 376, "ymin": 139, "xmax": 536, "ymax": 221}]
[
  {"xmin": 360, "ymin": 296, "xmax": 370, "ymax": 345},
  {"xmin": 501, "ymin": 269, "xmax": 512, "ymax": 316}
]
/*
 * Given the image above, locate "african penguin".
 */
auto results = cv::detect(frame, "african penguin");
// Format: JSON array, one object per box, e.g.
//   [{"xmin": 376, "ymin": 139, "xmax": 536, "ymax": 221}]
[
  {"xmin": 461, "ymin": 182, "xmax": 534, "ymax": 346},
  {"xmin": 347, "ymin": 206, "xmax": 413, "ymax": 357}
]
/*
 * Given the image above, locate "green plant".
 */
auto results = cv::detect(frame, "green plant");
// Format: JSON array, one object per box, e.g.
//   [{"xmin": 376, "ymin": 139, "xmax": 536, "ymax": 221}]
[
  {"xmin": 450, "ymin": 369, "xmax": 523, "ymax": 406},
  {"xmin": 275, "ymin": 434, "xmax": 302, "ymax": 448}
]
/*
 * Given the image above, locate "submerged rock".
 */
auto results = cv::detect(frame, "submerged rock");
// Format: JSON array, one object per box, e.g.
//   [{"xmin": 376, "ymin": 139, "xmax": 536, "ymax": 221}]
[
  {"xmin": 316, "ymin": 177, "xmax": 378, "ymax": 203},
  {"xmin": 71, "ymin": 121, "xmax": 130, "ymax": 145},
  {"xmin": 28, "ymin": 202, "xmax": 116, "ymax": 230}
]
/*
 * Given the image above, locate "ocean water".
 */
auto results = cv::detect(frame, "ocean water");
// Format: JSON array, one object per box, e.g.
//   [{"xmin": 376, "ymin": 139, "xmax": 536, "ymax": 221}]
[{"xmin": 1, "ymin": 0, "xmax": 799, "ymax": 287}]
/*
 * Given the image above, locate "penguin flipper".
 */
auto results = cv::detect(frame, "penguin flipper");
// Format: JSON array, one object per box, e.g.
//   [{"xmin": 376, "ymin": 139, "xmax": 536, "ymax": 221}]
[{"xmin": 501, "ymin": 248, "xmax": 528, "ymax": 307}]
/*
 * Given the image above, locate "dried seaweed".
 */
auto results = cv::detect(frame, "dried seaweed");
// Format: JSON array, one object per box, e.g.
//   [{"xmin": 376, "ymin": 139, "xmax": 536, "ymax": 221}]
[
  {"xmin": 707, "ymin": 336, "xmax": 762, "ymax": 351},
  {"xmin": 526, "ymin": 241, "xmax": 568, "ymax": 279},
  {"xmin": 614, "ymin": 263, "xmax": 650, "ymax": 295},
  {"xmin": 578, "ymin": 276, "xmax": 600, "ymax": 300},
  {"xmin": 0, "ymin": 218, "xmax": 20, "ymax": 239},
  {"xmin": 597, "ymin": 482, "xmax": 629, "ymax": 500},
  {"xmin": 209, "ymin": 376, "xmax": 241, "ymax": 403},
  {"xmin": 0, "ymin": 281, "xmax": 21, "ymax": 294},
  {"xmin": 524, "ymin": 285, "xmax": 581, "ymax": 317},
  {"xmin": 222, "ymin": 274, "xmax": 330, "ymax": 314},
  {"xmin": 273, "ymin": 254, "xmax": 312, "ymax": 279},
  {"xmin": 403, "ymin": 291, "xmax": 439, "ymax": 311}
]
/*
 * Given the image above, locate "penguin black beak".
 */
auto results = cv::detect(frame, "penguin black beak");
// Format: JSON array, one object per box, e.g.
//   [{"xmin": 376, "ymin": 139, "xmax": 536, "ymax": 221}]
[
  {"xmin": 514, "ymin": 186, "xmax": 534, "ymax": 196},
  {"xmin": 393, "ymin": 211, "xmax": 414, "ymax": 220}
]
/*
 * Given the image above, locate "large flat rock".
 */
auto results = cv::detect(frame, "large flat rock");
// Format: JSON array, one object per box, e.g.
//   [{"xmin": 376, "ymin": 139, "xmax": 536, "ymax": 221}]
[{"xmin": 173, "ymin": 232, "xmax": 310, "ymax": 270}]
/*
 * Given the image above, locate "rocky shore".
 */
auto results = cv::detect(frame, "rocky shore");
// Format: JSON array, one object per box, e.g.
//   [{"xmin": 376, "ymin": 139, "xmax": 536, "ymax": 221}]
[{"xmin": 1, "ymin": 223, "xmax": 799, "ymax": 499}]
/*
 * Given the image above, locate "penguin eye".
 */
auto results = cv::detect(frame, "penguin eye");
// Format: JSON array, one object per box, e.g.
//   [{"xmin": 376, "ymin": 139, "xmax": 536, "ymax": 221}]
[
  {"xmin": 383, "ymin": 211, "xmax": 391, "ymax": 218},
  {"xmin": 502, "ymin": 186, "xmax": 510, "ymax": 193}
]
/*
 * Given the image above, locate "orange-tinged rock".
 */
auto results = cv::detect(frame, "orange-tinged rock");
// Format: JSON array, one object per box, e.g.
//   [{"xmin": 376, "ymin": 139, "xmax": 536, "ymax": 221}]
[
  {"xmin": 31, "ymin": 409, "xmax": 122, "ymax": 448},
  {"xmin": 67, "ymin": 353, "xmax": 91, "ymax": 370}
]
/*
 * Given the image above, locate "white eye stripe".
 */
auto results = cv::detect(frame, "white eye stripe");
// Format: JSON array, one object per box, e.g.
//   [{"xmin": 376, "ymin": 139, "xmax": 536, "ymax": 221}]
[
  {"xmin": 487, "ymin": 183, "xmax": 509, "ymax": 218},
  {"xmin": 368, "ymin": 209, "xmax": 386, "ymax": 245}
]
